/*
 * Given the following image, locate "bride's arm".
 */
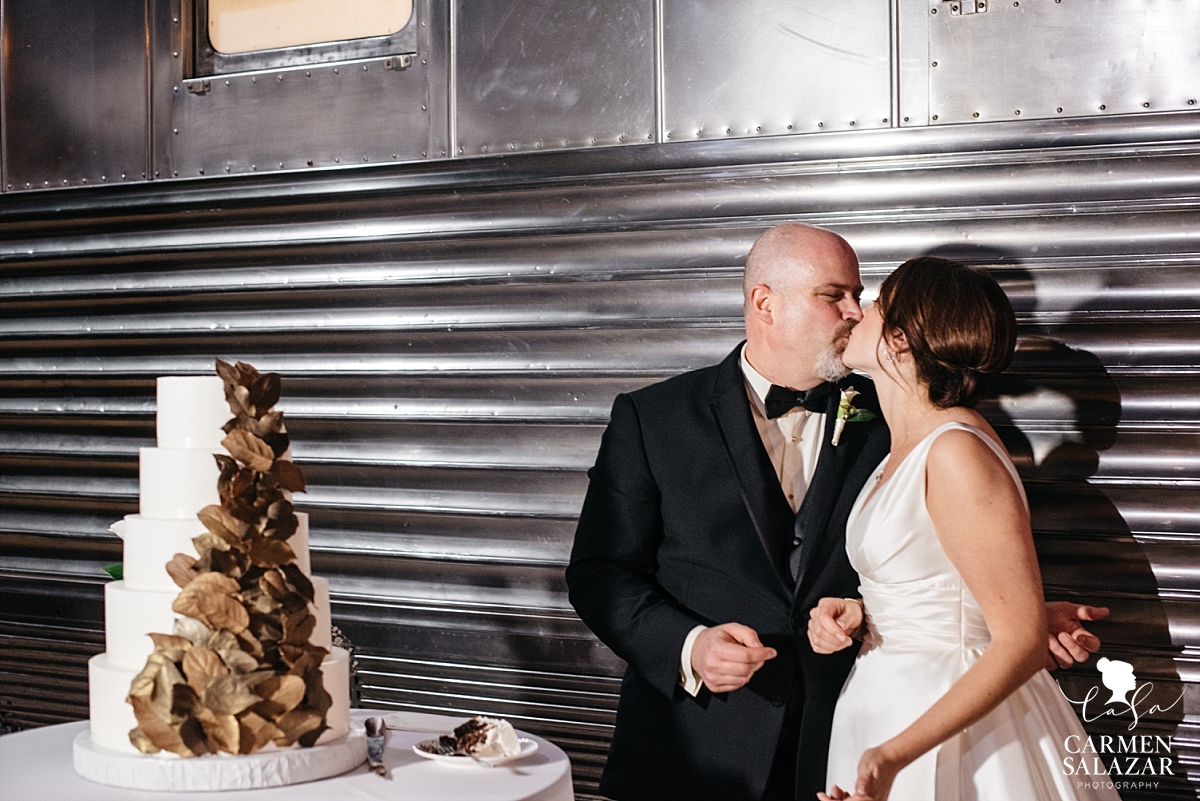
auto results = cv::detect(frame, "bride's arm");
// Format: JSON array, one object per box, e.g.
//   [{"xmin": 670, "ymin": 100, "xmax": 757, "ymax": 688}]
[{"xmin": 843, "ymin": 429, "xmax": 1048, "ymax": 799}]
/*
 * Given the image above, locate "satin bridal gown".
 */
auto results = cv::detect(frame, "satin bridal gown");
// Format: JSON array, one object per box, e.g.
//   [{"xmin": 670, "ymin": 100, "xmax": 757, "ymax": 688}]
[{"xmin": 826, "ymin": 422, "xmax": 1120, "ymax": 801}]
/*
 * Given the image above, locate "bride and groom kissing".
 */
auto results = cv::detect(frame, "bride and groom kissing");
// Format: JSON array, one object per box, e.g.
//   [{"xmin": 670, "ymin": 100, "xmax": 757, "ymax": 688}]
[{"xmin": 566, "ymin": 224, "xmax": 1118, "ymax": 801}]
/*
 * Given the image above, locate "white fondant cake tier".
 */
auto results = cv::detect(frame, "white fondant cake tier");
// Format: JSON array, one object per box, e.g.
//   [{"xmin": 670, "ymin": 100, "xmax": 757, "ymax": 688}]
[
  {"xmin": 156, "ymin": 376, "xmax": 230, "ymax": 449},
  {"xmin": 138, "ymin": 447, "xmax": 222, "ymax": 519},
  {"xmin": 113, "ymin": 516, "xmax": 204, "ymax": 593},
  {"xmin": 104, "ymin": 575, "xmax": 332, "ymax": 669},
  {"xmin": 87, "ymin": 646, "xmax": 353, "ymax": 755},
  {"xmin": 113, "ymin": 512, "xmax": 311, "ymax": 593}
]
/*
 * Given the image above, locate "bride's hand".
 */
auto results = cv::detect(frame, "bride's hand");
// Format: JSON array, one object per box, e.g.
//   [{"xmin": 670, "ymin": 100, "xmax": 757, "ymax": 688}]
[
  {"xmin": 808, "ymin": 597, "xmax": 864, "ymax": 654},
  {"xmin": 817, "ymin": 746, "xmax": 901, "ymax": 801}
]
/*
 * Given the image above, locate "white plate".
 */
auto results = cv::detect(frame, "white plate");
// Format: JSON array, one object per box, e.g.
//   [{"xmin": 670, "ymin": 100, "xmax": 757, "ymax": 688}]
[{"xmin": 412, "ymin": 738, "xmax": 538, "ymax": 767}]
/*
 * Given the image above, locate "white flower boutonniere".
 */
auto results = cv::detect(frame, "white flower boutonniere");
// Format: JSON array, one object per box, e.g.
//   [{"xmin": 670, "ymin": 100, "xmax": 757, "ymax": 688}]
[{"xmin": 831, "ymin": 387, "xmax": 876, "ymax": 446}]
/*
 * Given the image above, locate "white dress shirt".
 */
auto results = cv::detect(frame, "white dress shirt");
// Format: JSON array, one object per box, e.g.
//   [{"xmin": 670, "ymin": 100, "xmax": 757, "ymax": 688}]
[{"xmin": 679, "ymin": 346, "xmax": 827, "ymax": 695}]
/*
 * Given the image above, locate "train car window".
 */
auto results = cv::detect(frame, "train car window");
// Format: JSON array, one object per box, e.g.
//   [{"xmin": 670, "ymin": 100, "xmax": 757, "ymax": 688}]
[
  {"xmin": 191, "ymin": 0, "xmax": 417, "ymax": 77},
  {"xmin": 208, "ymin": 0, "xmax": 413, "ymax": 54}
]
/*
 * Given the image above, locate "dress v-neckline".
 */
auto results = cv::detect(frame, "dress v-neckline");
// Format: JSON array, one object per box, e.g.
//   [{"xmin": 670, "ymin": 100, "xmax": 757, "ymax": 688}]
[{"xmin": 856, "ymin": 421, "xmax": 967, "ymax": 514}]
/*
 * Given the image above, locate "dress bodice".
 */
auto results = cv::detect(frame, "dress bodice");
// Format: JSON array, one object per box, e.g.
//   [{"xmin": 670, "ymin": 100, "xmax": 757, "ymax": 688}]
[{"xmin": 845, "ymin": 422, "xmax": 1027, "ymax": 652}]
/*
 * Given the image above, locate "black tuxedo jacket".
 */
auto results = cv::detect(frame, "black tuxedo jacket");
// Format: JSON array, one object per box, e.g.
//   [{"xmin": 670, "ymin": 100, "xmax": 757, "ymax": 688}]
[{"xmin": 567, "ymin": 345, "xmax": 890, "ymax": 801}]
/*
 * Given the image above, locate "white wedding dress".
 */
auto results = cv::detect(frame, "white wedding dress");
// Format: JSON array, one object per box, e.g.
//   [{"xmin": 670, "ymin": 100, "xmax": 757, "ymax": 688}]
[{"xmin": 826, "ymin": 422, "xmax": 1120, "ymax": 801}]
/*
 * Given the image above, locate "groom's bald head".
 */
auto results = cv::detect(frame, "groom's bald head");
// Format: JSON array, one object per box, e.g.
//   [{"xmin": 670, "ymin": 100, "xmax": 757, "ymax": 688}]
[{"xmin": 742, "ymin": 223, "xmax": 863, "ymax": 389}]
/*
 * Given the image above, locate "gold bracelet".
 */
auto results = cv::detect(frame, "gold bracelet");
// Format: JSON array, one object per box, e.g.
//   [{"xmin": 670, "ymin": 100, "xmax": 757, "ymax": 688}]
[{"xmin": 842, "ymin": 597, "xmax": 867, "ymax": 640}]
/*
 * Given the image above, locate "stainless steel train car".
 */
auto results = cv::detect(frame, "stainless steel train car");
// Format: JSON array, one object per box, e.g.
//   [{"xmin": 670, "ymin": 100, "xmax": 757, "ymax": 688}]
[{"xmin": 1, "ymin": 2, "xmax": 1197, "ymax": 798}]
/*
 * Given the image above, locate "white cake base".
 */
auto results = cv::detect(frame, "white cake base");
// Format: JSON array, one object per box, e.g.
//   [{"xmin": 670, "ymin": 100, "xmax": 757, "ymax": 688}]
[
  {"xmin": 72, "ymin": 725, "xmax": 367, "ymax": 791},
  {"xmin": 88, "ymin": 646, "xmax": 352, "ymax": 754}
]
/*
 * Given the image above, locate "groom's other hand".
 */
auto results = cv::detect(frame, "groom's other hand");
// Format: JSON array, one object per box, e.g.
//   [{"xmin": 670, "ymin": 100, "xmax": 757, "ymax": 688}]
[
  {"xmin": 1045, "ymin": 602, "xmax": 1109, "ymax": 669},
  {"xmin": 808, "ymin": 597, "xmax": 864, "ymax": 654},
  {"xmin": 691, "ymin": 623, "xmax": 777, "ymax": 693}
]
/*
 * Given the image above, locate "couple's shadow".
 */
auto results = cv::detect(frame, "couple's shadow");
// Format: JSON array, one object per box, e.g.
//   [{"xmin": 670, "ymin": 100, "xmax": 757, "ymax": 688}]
[{"xmin": 922, "ymin": 245, "xmax": 1185, "ymax": 794}]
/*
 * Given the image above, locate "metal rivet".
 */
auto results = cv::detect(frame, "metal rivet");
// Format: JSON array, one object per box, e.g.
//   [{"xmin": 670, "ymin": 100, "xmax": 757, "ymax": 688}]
[
  {"xmin": 251, "ymin": 164, "xmax": 256, "ymax": 170},
  {"xmin": 44, "ymin": 180, "xmax": 50, "ymax": 186},
  {"xmin": 1014, "ymin": 109, "xmax": 1021, "ymax": 115},
  {"xmin": 666, "ymin": 133, "xmax": 672, "ymax": 139},
  {"xmin": 101, "ymin": 175, "xmax": 106, "ymax": 181},
  {"xmin": 726, "ymin": 128, "xmax": 732, "ymax": 134},
  {"xmin": 536, "ymin": 142, "xmax": 543, "ymax": 148},
  {"xmin": 1013, "ymin": 1, "xmax": 1018, "ymax": 6},
  {"xmin": 62, "ymin": 179, "xmax": 68, "ymax": 184},
  {"xmin": 882, "ymin": 118, "xmax": 888, "ymax": 123},
  {"xmin": 695, "ymin": 130, "xmax": 701, "ymax": 136},
  {"xmin": 421, "ymin": 105, "xmax": 427, "ymax": 110},
  {"xmin": 363, "ymin": 65, "xmax": 368, "ymax": 71},
  {"xmin": 1143, "ymin": 102, "xmax": 1150, "ymax": 108},
  {"xmin": 903, "ymin": 116, "xmax": 910, "ymax": 122},
  {"xmin": 440, "ymin": 150, "xmax": 446, "ymax": 155},
  {"xmin": 619, "ymin": 135, "xmax": 626, "ymax": 142},
  {"xmin": 421, "ymin": 60, "xmax": 427, "ymax": 65},
  {"xmin": 1057, "ymin": 107, "xmax": 1063, "ymax": 113},
  {"xmin": 421, "ymin": 152, "xmax": 427, "ymax": 157},
  {"xmin": 280, "ymin": 162, "xmax": 285, "ymax": 167},
  {"xmin": 173, "ymin": 128, "xmax": 178, "ymax": 134},
  {"xmin": 1100, "ymin": 104, "xmax": 1106, "ymax": 110},
  {"xmin": 392, "ymin": 153, "xmax": 398, "ymax": 158},
  {"xmin": 510, "ymin": 143, "xmax": 516, "ymax": 149},
  {"xmin": 334, "ymin": 68, "xmax": 339, "ymax": 74},
  {"xmin": 755, "ymin": 126, "xmax": 761, "ymax": 132},
  {"xmin": 306, "ymin": 71, "xmax": 311, "ymax": 78},
  {"xmin": 363, "ymin": 156, "xmax": 368, "ymax": 161},
  {"xmin": 251, "ymin": 76, "xmax": 257, "ymax": 83},
  {"xmin": 932, "ymin": 114, "xmax": 939, "ymax": 121},
  {"xmin": 198, "ymin": 169, "xmax": 204, "ymax": 175},
  {"xmin": 849, "ymin": 121, "xmax": 855, "ymax": 126},
  {"xmin": 307, "ymin": 160, "xmax": 314, "ymax": 166},
  {"xmin": 931, "ymin": 6, "xmax": 937, "ymax": 12},
  {"xmin": 173, "ymin": 51, "xmax": 178, "ymax": 57},
  {"xmin": 171, "ymin": 171, "xmax": 177, "ymax": 177},
  {"xmin": 817, "ymin": 122, "xmax": 823, "ymax": 127},
  {"xmin": 154, "ymin": 171, "xmax": 159, "ymax": 177},
  {"xmin": 173, "ymin": 16, "xmax": 179, "ymax": 22},
  {"xmin": 1189, "ymin": 99, "xmax": 1197, "ymax": 105},
  {"xmin": 932, "ymin": 61, "xmax": 938, "ymax": 67},
  {"xmin": 277, "ymin": 75, "xmax": 283, "ymax": 81},
  {"xmin": 225, "ymin": 166, "xmax": 231, "ymax": 172},
  {"xmin": 973, "ymin": 112, "xmax": 980, "ymax": 118},
  {"xmin": 173, "ymin": 86, "xmax": 178, "ymax": 93},
  {"xmin": 225, "ymin": 80, "xmax": 231, "ymax": 86},
  {"xmin": 787, "ymin": 124, "xmax": 793, "ymax": 130},
  {"xmin": 334, "ymin": 157, "xmax": 339, "ymax": 162}
]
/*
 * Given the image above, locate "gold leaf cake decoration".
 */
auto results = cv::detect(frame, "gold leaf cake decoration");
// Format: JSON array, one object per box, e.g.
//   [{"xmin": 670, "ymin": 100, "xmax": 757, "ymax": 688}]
[{"xmin": 126, "ymin": 359, "xmax": 331, "ymax": 757}]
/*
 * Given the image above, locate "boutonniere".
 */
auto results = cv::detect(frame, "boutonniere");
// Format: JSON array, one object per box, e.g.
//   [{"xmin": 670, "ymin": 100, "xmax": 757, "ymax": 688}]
[{"xmin": 832, "ymin": 387, "xmax": 876, "ymax": 446}]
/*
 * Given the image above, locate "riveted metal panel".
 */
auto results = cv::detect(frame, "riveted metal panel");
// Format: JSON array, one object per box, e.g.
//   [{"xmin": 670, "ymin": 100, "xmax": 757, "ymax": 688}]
[
  {"xmin": 2, "ymin": 117, "xmax": 1200, "ymax": 797},
  {"xmin": 661, "ymin": 0, "xmax": 894, "ymax": 142},
  {"xmin": 453, "ymin": 0, "xmax": 656, "ymax": 157},
  {"xmin": 922, "ymin": 0, "xmax": 1200, "ymax": 126},
  {"xmin": 2, "ymin": 0, "xmax": 149, "ymax": 192},
  {"xmin": 151, "ymin": 0, "xmax": 435, "ymax": 179}
]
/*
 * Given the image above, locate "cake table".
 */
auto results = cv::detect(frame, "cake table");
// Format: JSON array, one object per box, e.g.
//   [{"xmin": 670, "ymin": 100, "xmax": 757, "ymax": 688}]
[{"xmin": 0, "ymin": 710, "xmax": 574, "ymax": 801}]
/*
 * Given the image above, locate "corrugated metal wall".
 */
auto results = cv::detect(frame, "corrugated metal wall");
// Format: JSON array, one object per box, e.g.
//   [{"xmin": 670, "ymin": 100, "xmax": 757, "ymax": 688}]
[{"xmin": 2, "ymin": 115, "xmax": 1199, "ymax": 799}]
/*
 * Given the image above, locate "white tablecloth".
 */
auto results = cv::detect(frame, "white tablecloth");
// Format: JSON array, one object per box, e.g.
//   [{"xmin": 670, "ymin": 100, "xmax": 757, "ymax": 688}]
[{"xmin": 0, "ymin": 710, "xmax": 574, "ymax": 801}]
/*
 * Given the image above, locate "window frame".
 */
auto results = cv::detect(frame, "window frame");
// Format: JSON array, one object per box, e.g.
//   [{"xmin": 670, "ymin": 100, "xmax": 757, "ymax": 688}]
[{"xmin": 189, "ymin": 0, "xmax": 418, "ymax": 78}]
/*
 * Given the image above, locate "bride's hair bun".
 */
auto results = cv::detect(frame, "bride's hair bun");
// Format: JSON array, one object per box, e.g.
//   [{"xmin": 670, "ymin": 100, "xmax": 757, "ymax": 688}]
[{"xmin": 876, "ymin": 257, "xmax": 1016, "ymax": 408}]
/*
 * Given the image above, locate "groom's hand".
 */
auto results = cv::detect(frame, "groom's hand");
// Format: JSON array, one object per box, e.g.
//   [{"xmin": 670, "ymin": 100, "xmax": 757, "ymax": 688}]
[
  {"xmin": 1046, "ymin": 602, "xmax": 1109, "ymax": 669},
  {"xmin": 690, "ymin": 623, "xmax": 777, "ymax": 694}
]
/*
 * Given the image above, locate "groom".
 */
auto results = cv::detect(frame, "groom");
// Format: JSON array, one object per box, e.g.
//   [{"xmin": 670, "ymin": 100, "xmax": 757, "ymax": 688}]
[{"xmin": 566, "ymin": 223, "xmax": 1105, "ymax": 801}]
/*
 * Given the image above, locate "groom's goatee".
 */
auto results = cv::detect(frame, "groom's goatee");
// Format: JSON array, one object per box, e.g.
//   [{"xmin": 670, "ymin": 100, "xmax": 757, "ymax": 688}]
[{"xmin": 816, "ymin": 320, "xmax": 857, "ymax": 382}]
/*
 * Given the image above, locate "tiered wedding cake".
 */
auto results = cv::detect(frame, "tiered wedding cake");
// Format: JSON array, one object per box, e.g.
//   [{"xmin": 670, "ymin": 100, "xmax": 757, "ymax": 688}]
[{"xmin": 74, "ymin": 364, "xmax": 365, "ymax": 790}]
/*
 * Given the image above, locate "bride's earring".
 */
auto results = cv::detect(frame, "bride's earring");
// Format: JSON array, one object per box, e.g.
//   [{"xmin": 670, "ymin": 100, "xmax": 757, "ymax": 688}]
[{"xmin": 884, "ymin": 348, "xmax": 895, "ymax": 363}]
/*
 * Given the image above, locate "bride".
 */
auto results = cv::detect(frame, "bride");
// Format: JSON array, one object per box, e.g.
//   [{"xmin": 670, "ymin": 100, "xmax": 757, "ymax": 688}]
[{"xmin": 810, "ymin": 257, "xmax": 1120, "ymax": 801}]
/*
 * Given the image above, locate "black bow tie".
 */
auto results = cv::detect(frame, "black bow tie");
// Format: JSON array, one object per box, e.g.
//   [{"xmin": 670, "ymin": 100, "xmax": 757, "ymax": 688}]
[{"xmin": 764, "ymin": 382, "xmax": 834, "ymax": 419}]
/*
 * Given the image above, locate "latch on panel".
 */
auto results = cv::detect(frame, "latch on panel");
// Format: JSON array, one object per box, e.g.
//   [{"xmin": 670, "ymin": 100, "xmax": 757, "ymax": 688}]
[
  {"xmin": 948, "ymin": 0, "xmax": 987, "ymax": 14},
  {"xmin": 186, "ymin": 80, "xmax": 211, "ymax": 95},
  {"xmin": 384, "ymin": 54, "xmax": 413, "ymax": 71}
]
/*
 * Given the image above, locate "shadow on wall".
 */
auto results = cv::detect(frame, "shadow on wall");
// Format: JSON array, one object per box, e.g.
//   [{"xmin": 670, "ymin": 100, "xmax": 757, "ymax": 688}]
[{"xmin": 923, "ymin": 244, "xmax": 1186, "ymax": 795}]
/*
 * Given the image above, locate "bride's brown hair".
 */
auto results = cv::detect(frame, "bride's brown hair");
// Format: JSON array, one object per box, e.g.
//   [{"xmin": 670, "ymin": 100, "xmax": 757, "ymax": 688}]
[{"xmin": 876, "ymin": 257, "xmax": 1017, "ymax": 408}]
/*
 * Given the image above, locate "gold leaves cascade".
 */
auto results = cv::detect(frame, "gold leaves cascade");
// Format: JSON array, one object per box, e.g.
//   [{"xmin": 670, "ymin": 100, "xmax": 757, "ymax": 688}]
[{"xmin": 127, "ymin": 359, "xmax": 331, "ymax": 757}]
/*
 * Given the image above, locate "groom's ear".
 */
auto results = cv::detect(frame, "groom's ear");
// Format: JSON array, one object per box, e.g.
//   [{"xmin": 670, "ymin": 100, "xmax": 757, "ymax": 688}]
[{"xmin": 747, "ymin": 284, "xmax": 775, "ymax": 324}]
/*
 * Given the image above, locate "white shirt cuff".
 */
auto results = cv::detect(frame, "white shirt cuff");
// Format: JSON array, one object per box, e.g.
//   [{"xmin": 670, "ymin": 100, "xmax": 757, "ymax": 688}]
[{"xmin": 679, "ymin": 625, "xmax": 707, "ymax": 697}]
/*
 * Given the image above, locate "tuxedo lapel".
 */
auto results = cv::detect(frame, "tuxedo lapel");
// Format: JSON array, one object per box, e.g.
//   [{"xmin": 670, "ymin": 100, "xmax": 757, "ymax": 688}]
[{"xmin": 709, "ymin": 348, "xmax": 794, "ymax": 598}]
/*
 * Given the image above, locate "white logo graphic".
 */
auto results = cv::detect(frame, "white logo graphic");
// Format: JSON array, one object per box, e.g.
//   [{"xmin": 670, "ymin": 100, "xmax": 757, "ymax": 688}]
[{"xmin": 1096, "ymin": 657, "xmax": 1137, "ymax": 706}]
